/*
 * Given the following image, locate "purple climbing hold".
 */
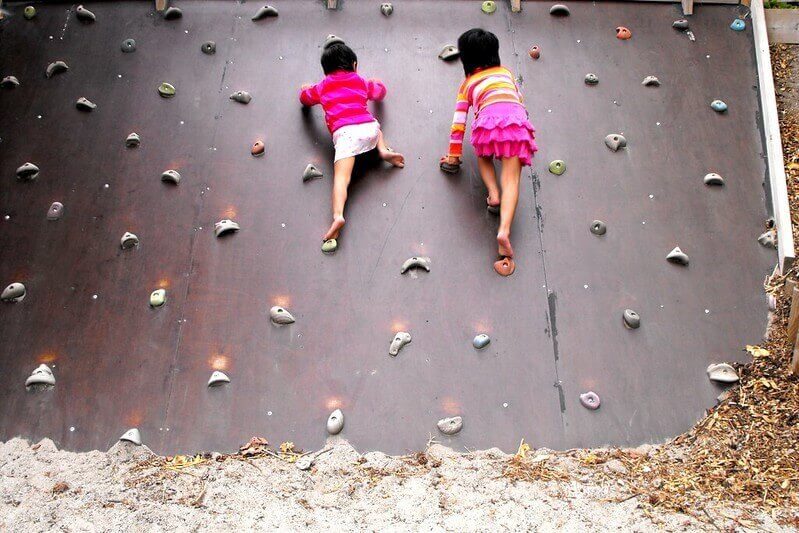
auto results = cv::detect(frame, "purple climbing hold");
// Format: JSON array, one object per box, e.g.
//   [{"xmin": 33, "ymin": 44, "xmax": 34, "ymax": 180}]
[{"xmin": 580, "ymin": 391, "xmax": 601, "ymax": 410}]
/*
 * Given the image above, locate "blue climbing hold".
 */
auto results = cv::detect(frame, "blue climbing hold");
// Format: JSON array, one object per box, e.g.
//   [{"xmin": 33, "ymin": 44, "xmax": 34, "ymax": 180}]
[
  {"xmin": 730, "ymin": 18, "xmax": 745, "ymax": 32},
  {"xmin": 710, "ymin": 100, "xmax": 728, "ymax": 113}
]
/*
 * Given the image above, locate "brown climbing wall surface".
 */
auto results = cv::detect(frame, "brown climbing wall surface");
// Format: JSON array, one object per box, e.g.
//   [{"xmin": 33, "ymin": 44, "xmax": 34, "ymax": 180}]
[{"xmin": 0, "ymin": 1, "xmax": 773, "ymax": 454}]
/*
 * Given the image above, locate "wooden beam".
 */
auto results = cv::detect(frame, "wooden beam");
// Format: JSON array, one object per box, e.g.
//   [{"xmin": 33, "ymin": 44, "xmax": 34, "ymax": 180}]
[
  {"xmin": 510, "ymin": 0, "xmax": 522, "ymax": 12},
  {"xmin": 791, "ymin": 344, "xmax": 799, "ymax": 374},
  {"xmin": 681, "ymin": 0, "xmax": 694, "ymax": 15},
  {"xmin": 766, "ymin": 9, "xmax": 799, "ymax": 44},
  {"xmin": 155, "ymin": 0, "xmax": 168, "ymax": 12},
  {"xmin": 327, "ymin": 0, "xmax": 337, "ymax": 9},
  {"xmin": 787, "ymin": 286, "xmax": 799, "ymax": 346}
]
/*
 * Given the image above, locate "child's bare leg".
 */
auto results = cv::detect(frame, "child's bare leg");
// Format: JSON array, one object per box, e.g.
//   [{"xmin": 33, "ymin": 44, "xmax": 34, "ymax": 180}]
[
  {"xmin": 376, "ymin": 130, "xmax": 405, "ymax": 168},
  {"xmin": 477, "ymin": 156, "xmax": 501, "ymax": 208},
  {"xmin": 497, "ymin": 157, "xmax": 521, "ymax": 258},
  {"xmin": 324, "ymin": 156, "xmax": 355, "ymax": 240}
]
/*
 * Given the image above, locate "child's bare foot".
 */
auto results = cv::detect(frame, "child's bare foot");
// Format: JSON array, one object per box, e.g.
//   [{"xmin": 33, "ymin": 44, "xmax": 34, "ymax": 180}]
[
  {"xmin": 380, "ymin": 148, "xmax": 405, "ymax": 168},
  {"xmin": 497, "ymin": 231, "xmax": 514, "ymax": 258},
  {"xmin": 324, "ymin": 216, "xmax": 346, "ymax": 241}
]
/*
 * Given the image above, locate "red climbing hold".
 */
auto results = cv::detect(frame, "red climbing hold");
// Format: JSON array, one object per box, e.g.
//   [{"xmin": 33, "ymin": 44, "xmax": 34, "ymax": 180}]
[
  {"xmin": 616, "ymin": 26, "xmax": 632, "ymax": 40},
  {"xmin": 528, "ymin": 45, "xmax": 541, "ymax": 60}
]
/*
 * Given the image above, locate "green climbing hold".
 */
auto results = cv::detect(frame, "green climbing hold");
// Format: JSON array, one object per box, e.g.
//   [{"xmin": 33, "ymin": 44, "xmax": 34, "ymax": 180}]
[
  {"xmin": 548, "ymin": 160, "xmax": 566, "ymax": 175},
  {"xmin": 158, "ymin": 82, "xmax": 176, "ymax": 98},
  {"xmin": 24, "ymin": 6, "xmax": 36, "ymax": 19},
  {"xmin": 322, "ymin": 239, "xmax": 338, "ymax": 254},
  {"xmin": 481, "ymin": 1, "xmax": 497, "ymax": 14}
]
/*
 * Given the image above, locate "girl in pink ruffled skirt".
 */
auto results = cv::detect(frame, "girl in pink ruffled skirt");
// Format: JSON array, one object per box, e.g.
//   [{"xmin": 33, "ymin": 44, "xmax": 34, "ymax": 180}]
[{"xmin": 440, "ymin": 28, "xmax": 537, "ymax": 277}]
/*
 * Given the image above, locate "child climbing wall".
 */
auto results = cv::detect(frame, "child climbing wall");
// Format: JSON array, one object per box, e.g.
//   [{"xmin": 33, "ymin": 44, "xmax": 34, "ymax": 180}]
[
  {"xmin": 440, "ymin": 28, "xmax": 538, "ymax": 277},
  {"xmin": 299, "ymin": 38, "xmax": 405, "ymax": 255}
]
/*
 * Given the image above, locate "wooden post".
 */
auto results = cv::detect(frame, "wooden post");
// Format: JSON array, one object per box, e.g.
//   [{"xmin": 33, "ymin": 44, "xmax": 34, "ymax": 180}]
[
  {"xmin": 327, "ymin": 0, "xmax": 337, "ymax": 9},
  {"xmin": 784, "ymin": 278, "xmax": 797, "ymax": 299},
  {"xmin": 681, "ymin": 0, "xmax": 693, "ymax": 16},
  {"xmin": 155, "ymin": 0, "xmax": 168, "ymax": 12},
  {"xmin": 787, "ymin": 287, "xmax": 799, "ymax": 348},
  {"xmin": 792, "ymin": 345, "xmax": 799, "ymax": 374},
  {"xmin": 510, "ymin": 0, "xmax": 522, "ymax": 12}
]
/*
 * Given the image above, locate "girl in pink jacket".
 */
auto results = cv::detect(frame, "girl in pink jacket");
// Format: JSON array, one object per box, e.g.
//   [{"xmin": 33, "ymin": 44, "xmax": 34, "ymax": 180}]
[{"xmin": 300, "ymin": 39, "xmax": 405, "ymax": 254}]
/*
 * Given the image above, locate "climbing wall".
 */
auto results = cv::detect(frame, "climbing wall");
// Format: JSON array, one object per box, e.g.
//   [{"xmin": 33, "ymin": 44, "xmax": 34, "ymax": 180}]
[{"xmin": 0, "ymin": 1, "xmax": 774, "ymax": 454}]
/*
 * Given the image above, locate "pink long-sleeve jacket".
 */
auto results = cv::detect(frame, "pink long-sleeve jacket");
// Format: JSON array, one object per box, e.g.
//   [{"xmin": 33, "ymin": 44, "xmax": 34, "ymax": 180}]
[{"xmin": 299, "ymin": 70, "xmax": 386, "ymax": 134}]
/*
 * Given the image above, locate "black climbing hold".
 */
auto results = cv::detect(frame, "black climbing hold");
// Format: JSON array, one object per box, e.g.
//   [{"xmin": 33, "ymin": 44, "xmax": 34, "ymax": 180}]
[
  {"xmin": 1, "ymin": 76, "xmax": 20, "ymax": 89},
  {"xmin": 438, "ymin": 45, "xmax": 459, "ymax": 61},
  {"xmin": 584, "ymin": 73, "xmax": 599, "ymax": 85},
  {"xmin": 201, "ymin": 41, "xmax": 216, "ymax": 55},
  {"xmin": 580, "ymin": 391, "xmax": 601, "ymax": 410},
  {"xmin": 158, "ymin": 82, "xmax": 176, "ymax": 98},
  {"xmin": 163, "ymin": 7, "xmax": 183, "ymax": 20},
  {"xmin": 440, "ymin": 161, "xmax": 460, "ymax": 173},
  {"xmin": 604, "ymin": 134, "xmax": 627, "ymax": 152},
  {"xmin": 302, "ymin": 163, "xmax": 323, "ymax": 181},
  {"xmin": 46, "ymin": 61, "xmax": 69, "ymax": 78},
  {"xmin": 252, "ymin": 5, "xmax": 278, "ymax": 20},
  {"xmin": 24, "ymin": 6, "xmax": 36, "ymax": 19},
  {"xmin": 75, "ymin": 5, "xmax": 96, "ymax": 22},
  {"xmin": 230, "ymin": 91, "xmax": 252, "ymax": 104},
  {"xmin": 641, "ymin": 75, "xmax": 660, "ymax": 87},
  {"xmin": 47, "ymin": 202, "xmax": 64, "ymax": 220},
  {"xmin": 75, "ymin": 97, "xmax": 96, "ymax": 111},
  {"xmin": 324, "ymin": 35, "xmax": 345, "ymax": 49},
  {"xmin": 125, "ymin": 133, "xmax": 141, "ymax": 147},
  {"xmin": 703, "ymin": 173, "xmax": 724, "ymax": 186},
  {"xmin": 666, "ymin": 246, "xmax": 689, "ymax": 266},
  {"xmin": 673, "ymin": 19, "xmax": 689, "ymax": 30},
  {"xmin": 16, "ymin": 162, "xmax": 39, "ymax": 181},
  {"xmin": 400, "ymin": 256, "xmax": 431, "ymax": 274},
  {"xmin": 121, "ymin": 39, "xmax": 136, "ymax": 53},
  {"xmin": 623, "ymin": 309, "xmax": 640, "ymax": 329},
  {"xmin": 1, "ymin": 282, "xmax": 26, "ymax": 302},
  {"xmin": 589, "ymin": 220, "xmax": 606, "ymax": 236},
  {"xmin": 380, "ymin": 3, "xmax": 393, "ymax": 16},
  {"xmin": 549, "ymin": 4, "xmax": 570, "ymax": 16},
  {"xmin": 161, "ymin": 170, "xmax": 181, "ymax": 184},
  {"xmin": 214, "ymin": 219, "xmax": 240, "ymax": 237}
]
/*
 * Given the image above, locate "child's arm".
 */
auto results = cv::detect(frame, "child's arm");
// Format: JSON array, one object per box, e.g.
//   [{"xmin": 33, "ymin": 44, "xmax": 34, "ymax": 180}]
[
  {"xmin": 365, "ymin": 78, "xmax": 387, "ymax": 102},
  {"xmin": 446, "ymin": 81, "xmax": 470, "ymax": 162},
  {"xmin": 299, "ymin": 83, "xmax": 321, "ymax": 106}
]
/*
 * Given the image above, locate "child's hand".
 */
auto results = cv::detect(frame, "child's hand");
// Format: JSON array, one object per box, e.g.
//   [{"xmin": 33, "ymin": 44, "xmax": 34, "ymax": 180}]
[{"xmin": 301, "ymin": 84, "xmax": 313, "ymax": 91}]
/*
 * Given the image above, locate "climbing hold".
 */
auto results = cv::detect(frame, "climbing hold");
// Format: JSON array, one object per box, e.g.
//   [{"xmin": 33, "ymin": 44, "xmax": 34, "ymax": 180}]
[
  {"xmin": 321, "ymin": 238, "xmax": 338, "ymax": 254},
  {"xmin": 327, "ymin": 409, "xmax": 344, "ymax": 435},
  {"xmin": 481, "ymin": 1, "xmax": 496, "ymax": 14},
  {"xmin": 400, "ymin": 256, "xmax": 431, "ymax": 274},
  {"xmin": 120, "ymin": 232, "xmax": 139, "ymax": 249},
  {"xmin": 380, "ymin": 3, "xmax": 393, "ymax": 16},
  {"xmin": 589, "ymin": 220, "xmax": 606, "ymax": 236},
  {"xmin": 473, "ymin": 334, "xmax": 490, "ymax": 349},
  {"xmin": 604, "ymin": 134, "xmax": 627, "ymax": 152},
  {"xmin": 324, "ymin": 34, "xmax": 345, "ymax": 49},
  {"xmin": 1, "ymin": 76, "xmax": 20, "ymax": 88},
  {"xmin": 251, "ymin": 141, "xmax": 265, "ymax": 157},
  {"xmin": 214, "ymin": 219, "xmax": 240, "ymax": 237},
  {"xmin": 119, "ymin": 428, "xmax": 142, "ymax": 446},
  {"xmin": 549, "ymin": 4, "xmax": 570, "ymax": 16},
  {"xmin": 672, "ymin": 19, "xmax": 689, "ymax": 30},
  {"xmin": 730, "ymin": 18, "xmax": 745, "ymax": 32},
  {"xmin": 229, "ymin": 91, "xmax": 252, "ymax": 104},
  {"xmin": 642, "ymin": 75, "xmax": 660, "ymax": 87},
  {"xmin": 528, "ymin": 46, "xmax": 541, "ymax": 60},
  {"xmin": 437, "ymin": 416, "xmax": 463, "ymax": 435},
  {"xmin": 121, "ymin": 39, "xmax": 136, "ymax": 53},
  {"xmin": 161, "ymin": 169, "xmax": 181, "ymax": 184},
  {"xmin": 45, "ymin": 61, "xmax": 69, "ymax": 78},
  {"xmin": 163, "ymin": 7, "xmax": 183, "ymax": 20},
  {"xmin": 548, "ymin": 160, "xmax": 566, "ymax": 175},
  {"xmin": 438, "ymin": 45, "xmax": 459, "ymax": 61},
  {"xmin": 711, "ymin": 100, "xmax": 727, "ymax": 113},
  {"xmin": 208, "ymin": 371, "xmax": 230, "ymax": 387},
  {"xmin": 201, "ymin": 41, "xmax": 216, "ymax": 55},
  {"xmin": 16, "ymin": 162, "xmax": 40, "ymax": 181},
  {"xmin": 47, "ymin": 202, "xmax": 64, "ymax": 221},
  {"xmin": 623, "ymin": 309, "xmax": 640, "ymax": 329},
  {"xmin": 26, "ymin": 364, "xmax": 55, "ymax": 387},
  {"xmin": 158, "ymin": 82, "xmax": 176, "ymax": 98},
  {"xmin": 1, "ymin": 282, "xmax": 26, "ymax": 302},
  {"xmin": 579, "ymin": 391, "xmax": 601, "ymax": 410},
  {"xmin": 584, "ymin": 73, "xmax": 599, "ymax": 85},
  {"xmin": 125, "ymin": 133, "xmax": 140, "ymax": 147},
  {"xmin": 616, "ymin": 26, "xmax": 632, "ymax": 40},
  {"xmin": 707, "ymin": 363, "xmax": 739, "ymax": 384},
  {"xmin": 269, "ymin": 306, "xmax": 295, "ymax": 325},
  {"xmin": 252, "ymin": 5, "xmax": 278, "ymax": 20},
  {"xmin": 666, "ymin": 246, "xmax": 689, "ymax": 266},
  {"xmin": 75, "ymin": 97, "xmax": 96, "ymax": 111},
  {"xmin": 75, "ymin": 5, "xmax": 96, "ymax": 22},
  {"xmin": 703, "ymin": 173, "xmax": 724, "ymax": 186},
  {"xmin": 758, "ymin": 230, "xmax": 777, "ymax": 249},
  {"xmin": 24, "ymin": 6, "xmax": 36, "ymax": 19},
  {"xmin": 149, "ymin": 289, "xmax": 166, "ymax": 308},
  {"xmin": 389, "ymin": 331, "xmax": 412, "ymax": 356},
  {"xmin": 302, "ymin": 163, "xmax": 323, "ymax": 182}
]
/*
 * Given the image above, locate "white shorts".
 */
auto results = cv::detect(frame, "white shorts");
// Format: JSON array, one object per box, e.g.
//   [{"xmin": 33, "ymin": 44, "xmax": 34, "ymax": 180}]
[{"xmin": 332, "ymin": 121, "xmax": 380, "ymax": 162}]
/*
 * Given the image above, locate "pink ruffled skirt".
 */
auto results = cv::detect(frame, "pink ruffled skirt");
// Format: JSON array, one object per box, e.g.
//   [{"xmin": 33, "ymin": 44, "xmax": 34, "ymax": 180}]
[{"xmin": 471, "ymin": 102, "xmax": 537, "ymax": 167}]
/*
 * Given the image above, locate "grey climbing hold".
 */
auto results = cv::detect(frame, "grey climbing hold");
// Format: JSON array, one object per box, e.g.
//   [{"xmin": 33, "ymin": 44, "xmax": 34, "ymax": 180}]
[
  {"xmin": 252, "ymin": 5, "xmax": 278, "ymax": 20},
  {"xmin": 75, "ymin": 5, "xmax": 96, "ymax": 22},
  {"xmin": 473, "ymin": 334, "xmax": 490, "ymax": 349},
  {"xmin": 16, "ymin": 162, "xmax": 39, "ymax": 181},
  {"xmin": 1, "ymin": 76, "xmax": 20, "ymax": 88},
  {"xmin": 672, "ymin": 19, "xmax": 689, "ymax": 30},
  {"xmin": 120, "ymin": 232, "xmax": 139, "ymax": 249},
  {"xmin": 389, "ymin": 331, "xmax": 412, "ymax": 356},
  {"xmin": 46, "ymin": 61, "xmax": 69, "ymax": 78},
  {"xmin": 642, "ymin": 75, "xmax": 660, "ymax": 87},
  {"xmin": 437, "ymin": 416, "xmax": 463, "ymax": 435},
  {"xmin": 710, "ymin": 100, "xmax": 727, "ymax": 113},
  {"xmin": 163, "ymin": 7, "xmax": 183, "ymax": 20},
  {"xmin": 269, "ymin": 306, "xmax": 295, "ymax": 325},
  {"xmin": 322, "ymin": 239, "xmax": 338, "ymax": 254},
  {"xmin": 158, "ymin": 82, "xmax": 176, "ymax": 98},
  {"xmin": 703, "ymin": 172, "xmax": 724, "ymax": 186},
  {"xmin": 149, "ymin": 289, "xmax": 166, "ymax": 307},
  {"xmin": 24, "ymin": 6, "xmax": 36, "ymax": 19},
  {"xmin": 623, "ymin": 309, "xmax": 640, "ymax": 329},
  {"xmin": 584, "ymin": 73, "xmax": 599, "ymax": 85},
  {"xmin": 324, "ymin": 35, "xmax": 345, "ymax": 49},
  {"xmin": 230, "ymin": 91, "xmax": 252, "ymax": 104},
  {"xmin": 440, "ymin": 161, "xmax": 460, "ymax": 173},
  {"xmin": 707, "ymin": 363, "xmax": 739, "ymax": 384},
  {"xmin": 119, "ymin": 428, "xmax": 142, "ymax": 446},
  {"xmin": 161, "ymin": 169, "xmax": 181, "ymax": 184},
  {"xmin": 208, "ymin": 371, "xmax": 230, "ymax": 387},
  {"xmin": 75, "ymin": 97, "xmax": 96, "ymax": 111},
  {"xmin": 666, "ymin": 246, "xmax": 689, "ymax": 266},
  {"xmin": 590, "ymin": 220, "xmax": 606, "ymax": 236},
  {"xmin": 303, "ymin": 163, "xmax": 323, "ymax": 182},
  {"xmin": 730, "ymin": 18, "xmax": 745, "ymax": 32},
  {"xmin": 481, "ymin": 1, "xmax": 497, "ymax": 14},
  {"xmin": 26, "ymin": 364, "xmax": 55, "ymax": 387},
  {"xmin": 604, "ymin": 134, "xmax": 627, "ymax": 152},
  {"xmin": 125, "ymin": 133, "xmax": 141, "ymax": 147},
  {"xmin": 548, "ymin": 160, "xmax": 566, "ymax": 175},
  {"xmin": 121, "ymin": 39, "xmax": 136, "ymax": 53},
  {"xmin": 327, "ymin": 409, "xmax": 344, "ymax": 435},
  {"xmin": 400, "ymin": 256, "xmax": 431, "ymax": 274},
  {"xmin": 1, "ymin": 283, "xmax": 26, "ymax": 302},
  {"xmin": 214, "ymin": 219, "xmax": 240, "ymax": 237},
  {"xmin": 549, "ymin": 4, "xmax": 570, "ymax": 16},
  {"xmin": 758, "ymin": 230, "xmax": 777, "ymax": 249},
  {"xmin": 47, "ymin": 202, "xmax": 64, "ymax": 221},
  {"xmin": 380, "ymin": 3, "xmax": 393, "ymax": 16},
  {"xmin": 438, "ymin": 45, "xmax": 460, "ymax": 61},
  {"xmin": 201, "ymin": 41, "xmax": 216, "ymax": 55},
  {"xmin": 579, "ymin": 391, "xmax": 601, "ymax": 410}
]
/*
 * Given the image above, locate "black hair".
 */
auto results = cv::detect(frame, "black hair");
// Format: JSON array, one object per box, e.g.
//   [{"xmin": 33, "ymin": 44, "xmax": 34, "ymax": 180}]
[
  {"xmin": 321, "ymin": 42, "xmax": 358, "ymax": 75},
  {"xmin": 457, "ymin": 28, "xmax": 501, "ymax": 76}
]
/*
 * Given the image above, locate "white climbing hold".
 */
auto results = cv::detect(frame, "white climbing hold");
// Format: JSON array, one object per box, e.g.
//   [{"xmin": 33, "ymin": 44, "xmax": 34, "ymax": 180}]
[
  {"xmin": 438, "ymin": 45, "xmax": 459, "ymax": 61},
  {"xmin": 75, "ymin": 97, "xmax": 96, "ymax": 111},
  {"xmin": 119, "ymin": 428, "xmax": 142, "ymax": 445},
  {"xmin": 252, "ymin": 5, "xmax": 279, "ymax": 20},
  {"xmin": 437, "ymin": 416, "xmax": 463, "ymax": 435},
  {"xmin": 149, "ymin": 289, "xmax": 166, "ymax": 308},
  {"xmin": 46, "ymin": 61, "xmax": 69, "ymax": 78},
  {"xmin": 269, "ymin": 306, "xmax": 295, "ymax": 325},
  {"xmin": 706, "ymin": 363, "xmax": 739, "ymax": 384},
  {"xmin": 214, "ymin": 219, "xmax": 240, "ymax": 237},
  {"xmin": 641, "ymin": 76, "xmax": 660, "ymax": 87},
  {"xmin": 703, "ymin": 173, "xmax": 724, "ymax": 186},
  {"xmin": 47, "ymin": 202, "xmax": 64, "ymax": 221},
  {"xmin": 16, "ymin": 162, "xmax": 40, "ymax": 180},
  {"xmin": 758, "ymin": 230, "xmax": 777, "ymax": 249},
  {"xmin": 604, "ymin": 134, "xmax": 627, "ymax": 152},
  {"xmin": 326, "ymin": 409, "xmax": 344, "ymax": 435},
  {"xmin": 380, "ymin": 3, "xmax": 393, "ymax": 16},
  {"xmin": 25, "ymin": 364, "xmax": 55, "ymax": 387},
  {"xmin": 120, "ymin": 232, "xmax": 139, "ymax": 249},
  {"xmin": 302, "ymin": 163, "xmax": 323, "ymax": 182},
  {"xmin": 75, "ymin": 5, "xmax": 96, "ymax": 22},
  {"xmin": 1, "ymin": 76, "xmax": 20, "ymax": 88},
  {"xmin": 2, "ymin": 282, "xmax": 26, "ymax": 302},
  {"xmin": 389, "ymin": 331, "xmax": 412, "ymax": 356},
  {"xmin": 161, "ymin": 169, "xmax": 181, "ymax": 184},
  {"xmin": 400, "ymin": 256, "xmax": 431, "ymax": 274},
  {"xmin": 473, "ymin": 333, "xmax": 490, "ymax": 349},
  {"xmin": 208, "ymin": 371, "xmax": 230, "ymax": 387},
  {"xmin": 666, "ymin": 246, "xmax": 689, "ymax": 266},
  {"xmin": 324, "ymin": 35, "xmax": 345, "ymax": 49},
  {"xmin": 125, "ymin": 133, "xmax": 141, "ymax": 147},
  {"xmin": 229, "ymin": 91, "xmax": 252, "ymax": 104}
]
